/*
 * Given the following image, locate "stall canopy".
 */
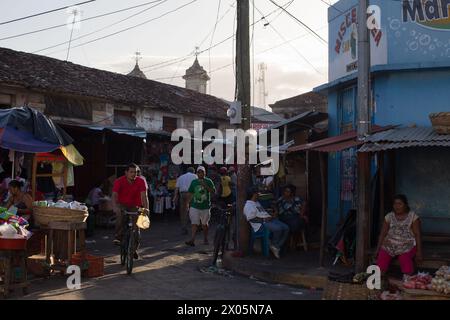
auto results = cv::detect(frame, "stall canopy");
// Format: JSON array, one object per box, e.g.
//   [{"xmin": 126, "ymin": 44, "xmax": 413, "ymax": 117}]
[
  {"xmin": 0, "ymin": 106, "xmax": 73, "ymax": 146},
  {"xmin": 288, "ymin": 125, "xmax": 396, "ymax": 153},
  {"xmin": 358, "ymin": 127, "xmax": 450, "ymax": 152},
  {"xmin": 0, "ymin": 106, "xmax": 83, "ymax": 165}
]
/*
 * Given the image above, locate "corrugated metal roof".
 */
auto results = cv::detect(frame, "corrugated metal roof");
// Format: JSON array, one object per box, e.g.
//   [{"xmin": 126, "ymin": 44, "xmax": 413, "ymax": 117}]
[
  {"xmin": 359, "ymin": 127, "xmax": 450, "ymax": 152},
  {"xmin": 288, "ymin": 125, "xmax": 394, "ymax": 153}
]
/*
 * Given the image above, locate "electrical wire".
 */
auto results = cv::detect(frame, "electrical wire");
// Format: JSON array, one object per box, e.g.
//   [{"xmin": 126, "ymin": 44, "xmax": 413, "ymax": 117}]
[
  {"xmin": 33, "ymin": 0, "xmax": 170, "ymax": 54},
  {"xmin": 254, "ymin": 5, "xmax": 323, "ymax": 74},
  {"xmin": 209, "ymin": 0, "xmax": 222, "ymax": 95},
  {"xmin": 0, "ymin": 0, "xmax": 166, "ymax": 42},
  {"xmin": 0, "ymin": 0, "xmax": 95, "ymax": 26},
  {"xmin": 268, "ymin": 0, "xmax": 327, "ymax": 45}
]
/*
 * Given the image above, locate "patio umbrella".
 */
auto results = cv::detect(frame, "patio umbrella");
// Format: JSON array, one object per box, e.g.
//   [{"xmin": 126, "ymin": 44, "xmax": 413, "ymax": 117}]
[
  {"xmin": 0, "ymin": 106, "xmax": 78, "ymax": 176},
  {"xmin": 0, "ymin": 106, "xmax": 73, "ymax": 146}
]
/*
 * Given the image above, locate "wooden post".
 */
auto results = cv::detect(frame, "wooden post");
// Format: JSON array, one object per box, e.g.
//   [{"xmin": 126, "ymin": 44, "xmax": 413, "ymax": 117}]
[
  {"xmin": 355, "ymin": 152, "xmax": 371, "ymax": 273},
  {"xmin": 319, "ymin": 152, "xmax": 328, "ymax": 267},
  {"xmin": 32, "ymin": 154, "xmax": 37, "ymax": 201},
  {"xmin": 378, "ymin": 151, "xmax": 385, "ymax": 230},
  {"xmin": 306, "ymin": 151, "xmax": 310, "ymax": 202},
  {"xmin": 236, "ymin": 0, "xmax": 251, "ymax": 254}
]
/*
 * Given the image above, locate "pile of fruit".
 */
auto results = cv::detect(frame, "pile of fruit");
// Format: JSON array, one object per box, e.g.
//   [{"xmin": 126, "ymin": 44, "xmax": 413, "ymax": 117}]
[
  {"xmin": 403, "ymin": 272, "xmax": 433, "ymax": 290},
  {"xmin": 431, "ymin": 266, "xmax": 450, "ymax": 295}
]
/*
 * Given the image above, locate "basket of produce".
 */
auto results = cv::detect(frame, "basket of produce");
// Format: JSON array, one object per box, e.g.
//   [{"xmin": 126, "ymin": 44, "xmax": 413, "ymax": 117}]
[
  {"xmin": 33, "ymin": 201, "xmax": 88, "ymax": 227},
  {"xmin": 0, "ymin": 209, "xmax": 30, "ymax": 250},
  {"xmin": 431, "ymin": 266, "xmax": 450, "ymax": 295},
  {"xmin": 429, "ymin": 112, "xmax": 450, "ymax": 134}
]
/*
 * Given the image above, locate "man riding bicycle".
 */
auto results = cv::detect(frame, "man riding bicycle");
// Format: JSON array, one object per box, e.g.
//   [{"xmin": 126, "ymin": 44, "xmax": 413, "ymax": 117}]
[{"xmin": 112, "ymin": 163, "xmax": 149, "ymax": 259}]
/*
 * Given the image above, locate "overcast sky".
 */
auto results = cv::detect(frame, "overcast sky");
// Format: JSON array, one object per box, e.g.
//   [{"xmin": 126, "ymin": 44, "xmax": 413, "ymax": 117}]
[{"xmin": 0, "ymin": 0, "xmax": 334, "ymax": 109}]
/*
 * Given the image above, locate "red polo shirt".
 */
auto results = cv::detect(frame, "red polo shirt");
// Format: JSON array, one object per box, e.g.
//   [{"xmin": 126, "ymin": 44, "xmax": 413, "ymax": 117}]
[{"xmin": 112, "ymin": 176, "xmax": 147, "ymax": 208}]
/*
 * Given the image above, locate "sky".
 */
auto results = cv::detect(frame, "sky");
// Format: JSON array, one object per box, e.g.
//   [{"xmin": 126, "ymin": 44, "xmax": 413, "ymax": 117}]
[{"xmin": 0, "ymin": 0, "xmax": 335, "ymax": 109}]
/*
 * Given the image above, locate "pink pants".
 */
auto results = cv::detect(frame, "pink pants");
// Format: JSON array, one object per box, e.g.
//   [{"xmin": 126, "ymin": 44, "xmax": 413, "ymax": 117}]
[{"xmin": 377, "ymin": 247, "xmax": 416, "ymax": 275}]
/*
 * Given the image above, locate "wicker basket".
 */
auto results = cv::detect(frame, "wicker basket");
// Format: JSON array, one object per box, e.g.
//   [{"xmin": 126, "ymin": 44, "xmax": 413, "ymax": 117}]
[
  {"xmin": 33, "ymin": 206, "xmax": 89, "ymax": 227},
  {"xmin": 429, "ymin": 112, "xmax": 450, "ymax": 134}
]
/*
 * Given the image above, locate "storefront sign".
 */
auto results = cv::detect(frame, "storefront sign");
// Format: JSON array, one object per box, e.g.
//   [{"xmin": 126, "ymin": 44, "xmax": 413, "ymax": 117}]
[
  {"xmin": 329, "ymin": 5, "xmax": 387, "ymax": 81},
  {"xmin": 402, "ymin": 0, "xmax": 450, "ymax": 30}
]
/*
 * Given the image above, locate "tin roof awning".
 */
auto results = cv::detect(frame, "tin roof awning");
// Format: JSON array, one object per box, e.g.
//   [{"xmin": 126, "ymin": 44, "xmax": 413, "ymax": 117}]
[
  {"xmin": 81, "ymin": 125, "xmax": 147, "ymax": 138},
  {"xmin": 288, "ymin": 125, "xmax": 396, "ymax": 153},
  {"xmin": 57, "ymin": 121, "xmax": 147, "ymax": 139},
  {"xmin": 358, "ymin": 127, "xmax": 450, "ymax": 152}
]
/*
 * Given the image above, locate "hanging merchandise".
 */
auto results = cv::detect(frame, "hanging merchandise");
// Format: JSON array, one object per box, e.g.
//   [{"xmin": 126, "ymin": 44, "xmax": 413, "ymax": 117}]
[
  {"xmin": 159, "ymin": 154, "xmax": 169, "ymax": 167},
  {"xmin": 153, "ymin": 197, "xmax": 163, "ymax": 214},
  {"xmin": 340, "ymin": 149, "xmax": 356, "ymax": 202},
  {"xmin": 165, "ymin": 196, "xmax": 173, "ymax": 210}
]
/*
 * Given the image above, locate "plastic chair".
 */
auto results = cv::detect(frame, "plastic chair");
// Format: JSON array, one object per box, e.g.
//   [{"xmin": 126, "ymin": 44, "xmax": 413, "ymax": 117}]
[{"xmin": 248, "ymin": 224, "xmax": 270, "ymax": 257}]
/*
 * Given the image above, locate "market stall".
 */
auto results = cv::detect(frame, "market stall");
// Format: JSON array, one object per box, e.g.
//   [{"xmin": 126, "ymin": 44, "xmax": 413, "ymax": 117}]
[{"xmin": 0, "ymin": 107, "xmax": 96, "ymax": 295}]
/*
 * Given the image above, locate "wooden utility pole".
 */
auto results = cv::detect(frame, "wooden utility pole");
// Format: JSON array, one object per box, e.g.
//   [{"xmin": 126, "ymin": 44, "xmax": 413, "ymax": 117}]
[
  {"xmin": 236, "ymin": 0, "xmax": 251, "ymax": 253},
  {"xmin": 355, "ymin": 0, "xmax": 372, "ymax": 273}
]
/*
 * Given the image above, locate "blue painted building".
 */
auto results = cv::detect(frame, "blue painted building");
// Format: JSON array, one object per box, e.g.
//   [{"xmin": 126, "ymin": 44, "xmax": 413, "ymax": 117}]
[{"xmin": 314, "ymin": 0, "xmax": 450, "ymax": 235}]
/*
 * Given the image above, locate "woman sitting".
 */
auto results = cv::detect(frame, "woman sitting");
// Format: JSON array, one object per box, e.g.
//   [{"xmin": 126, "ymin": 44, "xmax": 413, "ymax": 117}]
[
  {"xmin": 275, "ymin": 185, "xmax": 308, "ymax": 234},
  {"xmin": 6, "ymin": 180, "xmax": 33, "ymax": 221},
  {"xmin": 376, "ymin": 194, "xmax": 422, "ymax": 277}
]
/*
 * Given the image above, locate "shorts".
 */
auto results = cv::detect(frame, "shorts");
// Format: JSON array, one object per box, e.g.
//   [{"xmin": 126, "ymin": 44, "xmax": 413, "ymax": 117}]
[{"xmin": 189, "ymin": 207, "xmax": 211, "ymax": 225}]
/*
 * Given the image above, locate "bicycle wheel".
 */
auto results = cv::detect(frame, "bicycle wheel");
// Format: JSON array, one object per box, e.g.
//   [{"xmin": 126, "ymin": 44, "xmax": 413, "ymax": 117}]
[
  {"xmin": 126, "ymin": 229, "xmax": 134, "ymax": 275},
  {"xmin": 212, "ymin": 226, "xmax": 225, "ymax": 266}
]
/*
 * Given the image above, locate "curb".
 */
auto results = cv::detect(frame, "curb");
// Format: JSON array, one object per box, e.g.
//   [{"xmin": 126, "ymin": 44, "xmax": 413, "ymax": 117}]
[{"xmin": 222, "ymin": 251, "xmax": 328, "ymax": 289}]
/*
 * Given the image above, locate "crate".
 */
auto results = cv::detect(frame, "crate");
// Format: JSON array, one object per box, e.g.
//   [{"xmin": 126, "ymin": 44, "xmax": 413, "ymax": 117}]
[{"xmin": 71, "ymin": 253, "xmax": 104, "ymax": 278}]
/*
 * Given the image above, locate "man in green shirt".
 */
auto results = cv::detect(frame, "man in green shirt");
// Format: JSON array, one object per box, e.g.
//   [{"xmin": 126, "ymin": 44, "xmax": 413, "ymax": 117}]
[{"xmin": 185, "ymin": 166, "xmax": 216, "ymax": 246}]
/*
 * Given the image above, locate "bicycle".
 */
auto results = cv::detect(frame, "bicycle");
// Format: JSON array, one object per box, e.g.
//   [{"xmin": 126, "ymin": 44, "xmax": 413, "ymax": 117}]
[
  {"xmin": 211, "ymin": 204, "xmax": 234, "ymax": 266},
  {"xmin": 120, "ymin": 210, "xmax": 140, "ymax": 275}
]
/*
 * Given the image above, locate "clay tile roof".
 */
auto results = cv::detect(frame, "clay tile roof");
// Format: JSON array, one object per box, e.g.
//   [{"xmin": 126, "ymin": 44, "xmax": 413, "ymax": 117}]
[{"xmin": 0, "ymin": 47, "xmax": 227, "ymax": 119}]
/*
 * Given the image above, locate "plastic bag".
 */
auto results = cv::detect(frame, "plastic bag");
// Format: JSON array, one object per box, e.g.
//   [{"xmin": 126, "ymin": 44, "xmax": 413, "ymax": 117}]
[
  {"xmin": 0, "ymin": 223, "xmax": 18, "ymax": 238},
  {"xmin": 136, "ymin": 214, "xmax": 150, "ymax": 230}
]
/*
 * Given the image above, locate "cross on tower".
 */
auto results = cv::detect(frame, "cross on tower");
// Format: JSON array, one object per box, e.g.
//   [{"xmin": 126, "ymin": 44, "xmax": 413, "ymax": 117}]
[{"xmin": 134, "ymin": 51, "xmax": 142, "ymax": 64}]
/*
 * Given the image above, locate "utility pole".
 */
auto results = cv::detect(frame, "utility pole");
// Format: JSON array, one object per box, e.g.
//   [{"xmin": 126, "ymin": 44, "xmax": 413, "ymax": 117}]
[
  {"xmin": 236, "ymin": 0, "xmax": 251, "ymax": 254},
  {"xmin": 355, "ymin": 0, "xmax": 372, "ymax": 273}
]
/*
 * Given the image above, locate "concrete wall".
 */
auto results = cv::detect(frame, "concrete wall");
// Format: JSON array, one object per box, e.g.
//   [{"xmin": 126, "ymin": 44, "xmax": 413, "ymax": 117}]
[
  {"xmin": 373, "ymin": 69, "xmax": 450, "ymax": 126},
  {"xmin": 396, "ymin": 147, "xmax": 450, "ymax": 234}
]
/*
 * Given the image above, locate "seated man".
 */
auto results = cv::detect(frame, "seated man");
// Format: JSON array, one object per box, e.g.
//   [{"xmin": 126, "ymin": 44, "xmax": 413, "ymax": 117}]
[
  {"xmin": 275, "ymin": 185, "xmax": 308, "ymax": 234},
  {"xmin": 244, "ymin": 187, "xmax": 289, "ymax": 259}
]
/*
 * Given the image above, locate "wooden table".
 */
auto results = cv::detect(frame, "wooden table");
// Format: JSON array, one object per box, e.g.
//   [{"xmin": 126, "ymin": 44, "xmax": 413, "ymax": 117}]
[{"xmin": 41, "ymin": 221, "xmax": 86, "ymax": 267}]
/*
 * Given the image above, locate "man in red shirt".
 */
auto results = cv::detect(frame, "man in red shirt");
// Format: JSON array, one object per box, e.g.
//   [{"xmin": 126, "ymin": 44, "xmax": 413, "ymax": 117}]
[{"xmin": 112, "ymin": 163, "xmax": 149, "ymax": 251}]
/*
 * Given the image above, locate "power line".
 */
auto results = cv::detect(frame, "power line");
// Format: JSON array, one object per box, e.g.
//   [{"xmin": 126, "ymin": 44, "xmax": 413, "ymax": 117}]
[
  {"xmin": 251, "ymin": 0, "xmax": 255, "ymax": 108},
  {"xmin": 142, "ymin": 0, "xmax": 294, "ymax": 73},
  {"xmin": 319, "ymin": 0, "xmax": 344, "ymax": 14},
  {"xmin": 39, "ymin": 0, "xmax": 198, "ymax": 56},
  {"xmin": 0, "ymin": 0, "xmax": 166, "ymax": 42},
  {"xmin": 150, "ymin": 24, "xmax": 327, "ymax": 82},
  {"xmin": 254, "ymin": 5, "xmax": 323, "ymax": 74},
  {"xmin": 257, "ymin": 25, "xmax": 327, "ymax": 55},
  {"xmin": 0, "ymin": 0, "xmax": 95, "ymax": 26},
  {"xmin": 141, "ymin": 1, "xmax": 235, "ymax": 72},
  {"xmin": 197, "ymin": 1, "xmax": 235, "ymax": 49},
  {"xmin": 268, "ymin": 0, "xmax": 327, "ymax": 45},
  {"xmin": 209, "ymin": 0, "xmax": 222, "ymax": 95},
  {"xmin": 33, "ymin": 0, "xmax": 169, "ymax": 54}
]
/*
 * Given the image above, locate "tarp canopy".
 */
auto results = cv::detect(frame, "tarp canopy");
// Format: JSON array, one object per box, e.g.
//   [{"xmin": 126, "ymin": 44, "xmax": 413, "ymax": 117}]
[
  {"xmin": 0, "ymin": 126, "xmax": 60, "ymax": 153},
  {"xmin": 0, "ymin": 106, "xmax": 73, "ymax": 146}
]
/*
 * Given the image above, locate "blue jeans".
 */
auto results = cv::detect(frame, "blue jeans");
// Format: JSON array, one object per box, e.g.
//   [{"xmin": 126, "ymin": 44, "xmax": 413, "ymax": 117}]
[{"xmin": 262, "ymin": 219, "xmax": 289, "ymax": 250}]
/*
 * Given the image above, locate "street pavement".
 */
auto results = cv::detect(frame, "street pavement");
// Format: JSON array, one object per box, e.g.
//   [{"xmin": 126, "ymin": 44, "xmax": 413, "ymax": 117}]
[{"xmin": 16, "ymin": 217, "xmax": 322, "ymax": 300}]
